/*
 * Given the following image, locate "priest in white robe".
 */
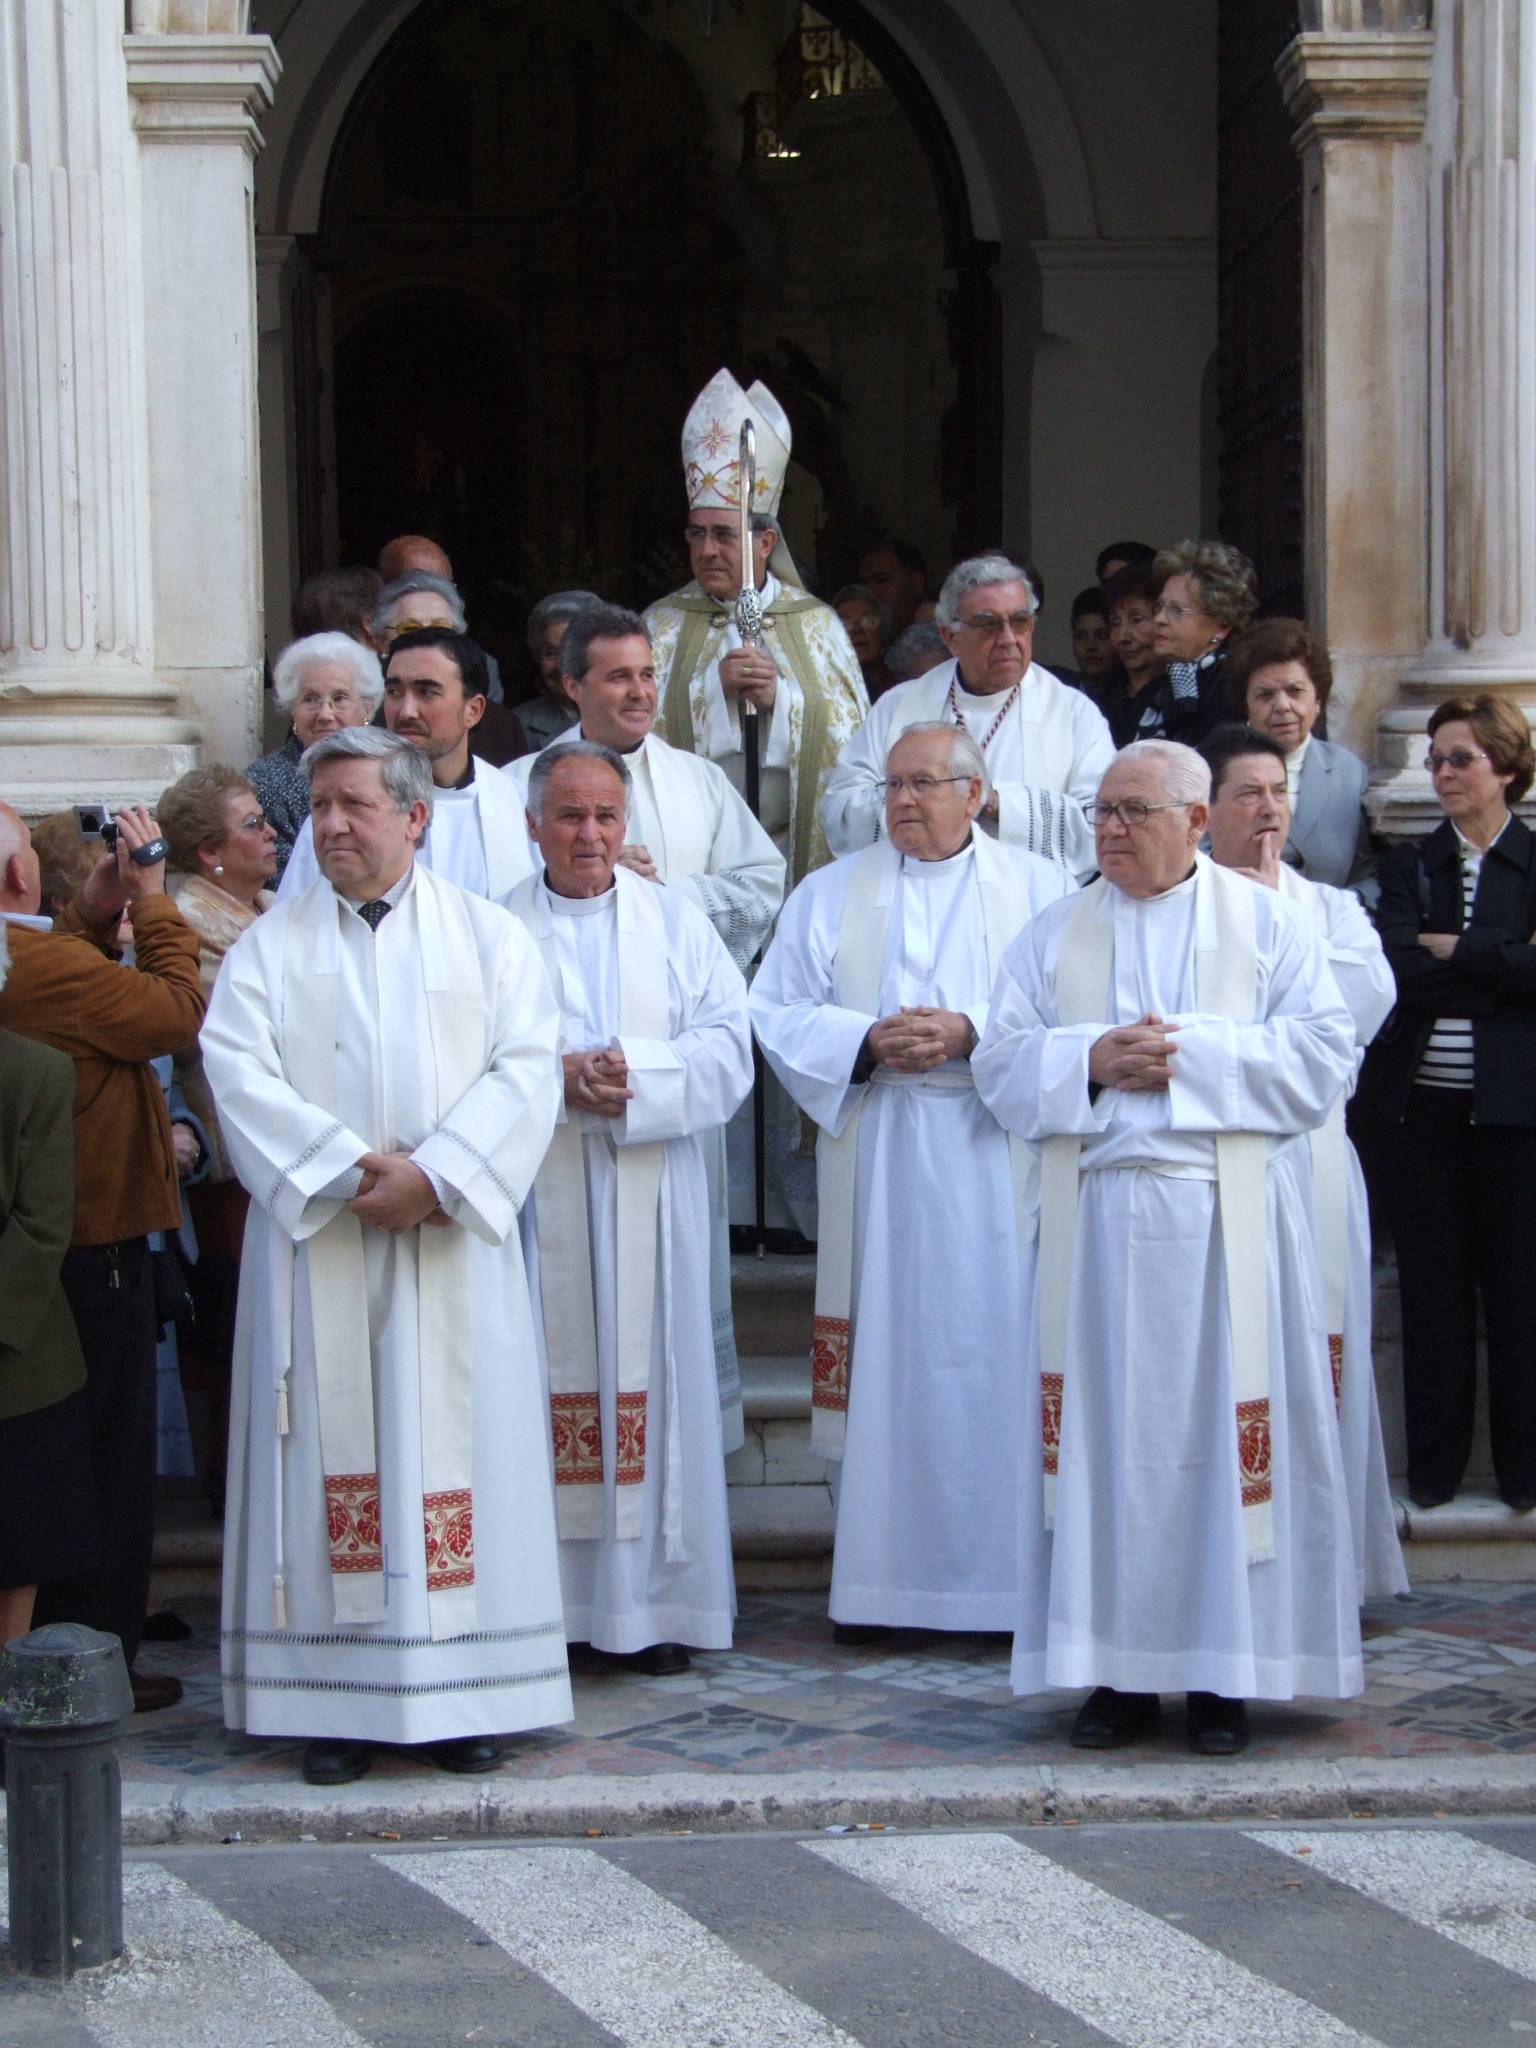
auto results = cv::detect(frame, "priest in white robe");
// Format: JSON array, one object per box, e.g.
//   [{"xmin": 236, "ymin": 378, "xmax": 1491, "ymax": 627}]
[
  {"xmin": 973, "ymin": 739, "xmax": 1361, "ymax": 1756},
  {"xmin": 512, "ymin": 742, "xmax": 753, "ymax": 1672},
  {"xmin": 505, "ymin": 603, "xmax": 785, "ymax": 1449},
  {"xmin": 1201, "ymin": 724, "xmax": 1408, "ymax": 1602},
  {"xmin": 279, "ymin": 629, "xmax": 533, "ymax": 905},
  {"xmin": 752, "ymin": 723, "xmax": 1072, "ymax": 1636},
  {"xmin": 820, "ymin": 555, "xmax": 1115, "ymax": 882},
  {"xmin": 204, "ymin": 729, "xmax": 569, "ymax": 1787}
]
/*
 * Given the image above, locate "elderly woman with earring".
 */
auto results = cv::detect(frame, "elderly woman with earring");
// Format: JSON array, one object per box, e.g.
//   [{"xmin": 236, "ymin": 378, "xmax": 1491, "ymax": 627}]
[
  {"xmin": 155, "ymin": 767, "xmax": 279, "ymax": 1513},
  {"xmin": 244, "ymin": 632, "xmax": 382, "ymax": 881},
  {"xmin": 1136, "ymin": 538, "xmax": 1258, "ymax": 748},
  {"xmin": 1354, "ymin": 694, "xmax": 1536, "ymax": 1513}
]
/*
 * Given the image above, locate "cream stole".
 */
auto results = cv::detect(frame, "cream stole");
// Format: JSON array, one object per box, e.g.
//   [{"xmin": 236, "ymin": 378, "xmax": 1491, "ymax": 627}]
[
  {"xmin": 810, "ymin": 834, "xmax": 1035, "ymax": 1458},
  {"xmin": 629, "ymin": 734, "xmax": 717, "ymax": 885},
  {"xmin": 1038, "ymin": 861, "xmax": 1275, "ymax": 1564},
  {"xmin": 278, "ymin": 867, "xmax": 483, "ymax": 1638},
  {"xmin": 882, "ymin": 661, "xmax": 1080, "ymax": 801},
  {"xmin": 1279, "ymin": 867, "xmax": 1348, "ymax": 1404},
  {"xmin": 512, "ymin": 870, "xmax": 669, "ymax": 1543}
]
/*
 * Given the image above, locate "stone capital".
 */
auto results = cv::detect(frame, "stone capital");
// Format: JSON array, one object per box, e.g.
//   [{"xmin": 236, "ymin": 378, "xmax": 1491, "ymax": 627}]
[
  {"xmin": 1277, "ymin": 31, "xmax": 1434, "ymax": 147},
  {"xmin": 123, "ymin": 34, "xmax": 282, "ymax": 158}
]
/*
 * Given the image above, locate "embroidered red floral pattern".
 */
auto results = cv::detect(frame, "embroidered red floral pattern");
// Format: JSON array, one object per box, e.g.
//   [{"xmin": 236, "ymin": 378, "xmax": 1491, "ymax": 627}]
[
  {"xmin": 550, "ymin": 1393, "xmax": 603, "ymax": 1488},
  {"xmin": 1040, "ymin": 1373, "xmax": 1064, "ymax": 1478},
  {"xmin": 423, "ymin": 1488, "xmax": 474, "ymax": 1593},
  {"xmin": 811, "ymin": 1315, "xmax": 849, "ymax": 1414},
  {"xmin": 1328, "ymin": 1333, "xmax": 1344, "ymax": 1409},
  {"xmin": 324, "ymin": 1473, "xmax": 382, "ymax": 1575},
  {"xmin": 615, "ymin": 1391, "xmax": 647, "ymax": 1489},
  {"xmin": 1236, "ymin": 1397, "xmax": 1272, "ymax": 1508}
]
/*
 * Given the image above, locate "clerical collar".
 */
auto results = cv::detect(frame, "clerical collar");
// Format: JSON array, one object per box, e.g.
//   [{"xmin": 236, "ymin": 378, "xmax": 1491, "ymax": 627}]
[
  {"xmin": 707, "ymin": 569, "xmax": 778, "ymax": 613},
  {"xmin": 1135, "ymin": 863, "xmax": 1200, "ymax": 904},
  {"xmin": 900, "ymin": 836, "xmax": 975, "ymax": 879},
  {"xmin": 442, "ymin": 756, "xmax": 476, "ymax": 793},
  {"xmin": 578, "ymin": 726, "xmax": 645, "ymax": 758},
  {"xmin": 338, "ymin": 865, "xmax": 414, "ymax": 919},
  {"xmin": 542, "ymin": 876, "xmax": 617, "ymax": 917}
]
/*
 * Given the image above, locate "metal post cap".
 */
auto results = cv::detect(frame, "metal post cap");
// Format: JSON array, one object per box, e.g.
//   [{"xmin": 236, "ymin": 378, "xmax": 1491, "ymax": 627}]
[{"xmin": 0, "ymin": 1624, "xmax": 133, "ymax": 1734}]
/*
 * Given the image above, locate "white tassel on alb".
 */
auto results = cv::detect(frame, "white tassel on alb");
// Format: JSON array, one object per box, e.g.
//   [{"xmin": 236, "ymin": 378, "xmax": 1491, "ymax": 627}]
[{"xmin": 275, "ymin": 1379, "xmax": 290, "ymax": 1436}]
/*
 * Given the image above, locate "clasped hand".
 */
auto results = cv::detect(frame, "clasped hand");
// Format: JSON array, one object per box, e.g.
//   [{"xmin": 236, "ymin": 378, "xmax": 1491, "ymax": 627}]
[
  {"xmin": 564, "ymin": 1048, "xmax": 633, "ymax": 1119},
  {"xmin": 718, "ymin": 647, "xmax": 778, "ymax": 714},
  {"xmin": 866, "ymin": 1006, "xmax": 975, "ymax": 1074},
  {"xmin": 346, "ymin": 1150, "xmax": 448, "ymax": 1232},
  {"xmin": 1088, "ymin": 1012, "xmax": 1177, "ymax": 1092}
]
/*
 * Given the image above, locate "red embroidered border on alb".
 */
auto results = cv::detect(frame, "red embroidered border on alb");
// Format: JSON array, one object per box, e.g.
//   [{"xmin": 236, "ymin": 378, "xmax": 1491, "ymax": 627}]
[
  {"xmin": 1328, "ymin": 1333, "xmax": 1344, "ymax": 1410},
  {"xmin": 549, "ymin": 1393, "xmax": 603, "ymax": 1488},
  {"xmin": 1236, "ymin": 1398, "xmax": 1272, "ymax": 1508},
  {"xmin": 1040, "ymin": 1373, "xmax": 1064, "ymax": 1478},
  {"xmin": 615, "ymin": 1391, "xmax": 647, "ymax": 1489},
  {"xmin": 325, "ymin": 1472, "xmax": 382, "ymax": 1575},
  {"xmin": 811, "ymin": 1315, "xmax": 849, "ymax": 1414},
  {"xmin": 424, "ymin": 1488, "xmax": 474, "ymax": 1593}
]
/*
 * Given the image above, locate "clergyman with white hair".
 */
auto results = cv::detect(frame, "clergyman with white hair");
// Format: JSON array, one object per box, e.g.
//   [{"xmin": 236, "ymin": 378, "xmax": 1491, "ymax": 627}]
[
  {"xmin": 751, "ymin": 721, "xmax": 1073, "ymax": 1639},
  {"xmin": 245, "ymin": 632, "xmax": 384, "ymax": 881},
  {"xmin": 510, "ymin": 741, "xmax": 753, "ymax": 1673},
  {"xmin": 202, "ymin": 727, "xmax": 570, "ymax": 1788},
  {"xmin": 819, "ymin": 553, "xmax": 1115, "ymax": 881},
  {"xmin": 973, "ymin": 739, "xmax": 1362, "ymax": 1755}
]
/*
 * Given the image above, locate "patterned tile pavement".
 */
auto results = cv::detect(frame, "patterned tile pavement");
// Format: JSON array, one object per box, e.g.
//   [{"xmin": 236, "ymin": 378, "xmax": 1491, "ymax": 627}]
[{"xmin": 115, "ymin": 1583, "xmax": 1536, "ymax": 1789}]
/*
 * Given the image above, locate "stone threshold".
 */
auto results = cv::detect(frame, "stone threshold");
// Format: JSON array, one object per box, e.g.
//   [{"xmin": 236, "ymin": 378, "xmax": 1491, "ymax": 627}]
[{"xmin": 30, "ymin": 1754, "xmax": 1535, "ymax": 1850}]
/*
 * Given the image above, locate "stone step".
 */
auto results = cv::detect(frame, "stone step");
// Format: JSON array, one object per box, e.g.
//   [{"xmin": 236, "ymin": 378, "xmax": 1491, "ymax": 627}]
[
  {"xmin": 729, "ymin": 1482, "xmax": 834, "ymax": 1591},
  {"xmin": 731, "ymin": 1252, "xmax": 814, "ymax": 1357},
  {"xmin": 740, "ymin": 1353, "xmax": 811, "ymax": 1421},
  {"xmin": 1393, "ymin": 1479, "xmax": 1536, "ymax": 1584}
]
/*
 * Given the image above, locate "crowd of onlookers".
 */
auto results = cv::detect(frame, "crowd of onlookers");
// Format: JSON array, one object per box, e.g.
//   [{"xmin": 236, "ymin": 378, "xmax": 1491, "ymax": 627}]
[{"xmin": 3, "ymin": 515, "xmax": 1533, "ymax": 1722}]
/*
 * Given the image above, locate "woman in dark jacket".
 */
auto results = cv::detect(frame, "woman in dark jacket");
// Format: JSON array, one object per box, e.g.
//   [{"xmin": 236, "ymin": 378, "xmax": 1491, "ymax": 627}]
[
  {"xmin": 1353, "ymin": 692, "xmax": 1536, "ymax": 1511},
  {"xmin": 1132, "ymin": 538, "xmax": 1257, "ymax": 748}
]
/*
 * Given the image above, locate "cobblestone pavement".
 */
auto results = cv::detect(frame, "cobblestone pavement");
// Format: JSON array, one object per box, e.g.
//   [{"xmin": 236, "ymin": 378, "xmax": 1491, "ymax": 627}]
[{"xmin": 118, "ymin": 1584, "xmax": 1536, "ymax": 1792}]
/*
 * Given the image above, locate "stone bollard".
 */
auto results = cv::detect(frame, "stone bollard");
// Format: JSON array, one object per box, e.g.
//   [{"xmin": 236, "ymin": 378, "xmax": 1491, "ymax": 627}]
[{"xmin": 0, "ymin": 1623, "xmax": 132, "ymax": 1977}]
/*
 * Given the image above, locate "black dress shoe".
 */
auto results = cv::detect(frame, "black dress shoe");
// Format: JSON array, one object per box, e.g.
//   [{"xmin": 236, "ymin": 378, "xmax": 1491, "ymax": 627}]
[
  {"xmin": 131, "ymin": 1673, "xmax": 184, "ymax": 1713},
  {"xmin": 1502, "ymin": 1489, "xmax": 1536, "ymax": 1514},
  {"xmin": 832, "ymin": 1623, "xmax": 893, "ymax": 1647},
  {"xmin": 1069, "ymin": 1687, "xmax": 1161, "ymax": 1750},
  {"xmin": 432, "ymin": 1736, "xmax": 502, "ymax": 1775},
  {"xmin": 302, "ymin": 1739, "xmax": 374, "ymax": 1785},
  {"xmin": 141, "ymin": 1610, "xmax": 193, "ymax": 1643},
  {"xmin": 628, "ymin": 1642, "xmax": 692, "ymax": 1676},
  {"xmin": 1408, "ymin": 1482, "xmax": 1457, "ymax": 1509},
  {"xmin": 1186, "ymin": 1692, "xmax": 1250, "ymax": 1755}
]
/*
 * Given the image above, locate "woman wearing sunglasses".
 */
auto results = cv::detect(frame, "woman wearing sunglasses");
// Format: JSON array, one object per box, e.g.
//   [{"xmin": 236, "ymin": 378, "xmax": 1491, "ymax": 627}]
[{"xmin": 1354, "ymin": 693, "xmax": 1536, "ymax": 1514}]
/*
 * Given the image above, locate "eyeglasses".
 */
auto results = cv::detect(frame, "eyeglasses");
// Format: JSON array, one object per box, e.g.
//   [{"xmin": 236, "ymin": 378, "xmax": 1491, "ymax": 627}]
[
  {"xmin": 386, "ymin": 618, "xmax": 447, "ymax": 637},
  {"xmin": 883, "ymin": 774, "xmax": 972, "ymax": 798},
  {"xmin": 685, "ymin": 523, "xmax": 740, "ymax": 547},
  {"xmin": 1153, "ymin": 600, "xmax": 1193, "ymax": 621},
  {"xmin": 229, "ymin": 813, "xmax": 271, "ymax": 836},
  {"xmin": 958, "ymin": 610, "xmax": 1033, "ymax": 637},
  {"xmin": 1426, "ymin": 747, "xmax": 1488, "ymax": 774},
  {"xmin": 1084, "ymin": 798, "xmax": 1193, "ymax": 828}
]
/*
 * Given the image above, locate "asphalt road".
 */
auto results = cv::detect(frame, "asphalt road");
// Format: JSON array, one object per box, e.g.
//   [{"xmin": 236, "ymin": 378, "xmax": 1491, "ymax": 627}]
[{"xmin": 8, "ymin": 1819, "xmax": 1536, "ymax": 2046}]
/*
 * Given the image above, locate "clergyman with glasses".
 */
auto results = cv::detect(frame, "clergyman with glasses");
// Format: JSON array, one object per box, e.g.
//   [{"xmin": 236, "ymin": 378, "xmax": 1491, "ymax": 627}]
[
  {"xmin": 751, "ymin": 722, "xmax": 1072, "ymax": 1642},
  {"xmin": 820, "ymin": 554, "xmax": 1115, "ymax": 881},
  {"xmin": 645, "ymin": 369, "xmax": 868, "ymax": 891},
  {"xmin": 974, "ymin": 738, "xmax": 1361, "ymax": 1756}
]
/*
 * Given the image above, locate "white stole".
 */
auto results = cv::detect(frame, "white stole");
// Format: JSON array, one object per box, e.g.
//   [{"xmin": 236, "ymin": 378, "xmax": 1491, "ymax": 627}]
[
  {"xmin": 278, "ymin": 869, "xmax": 483, "ymax": 1638},
  {"xmin": 513, "ymin": 872, "xmax": 669, "ymax": 1545},
  {"xmin": 810, "ymin": 833, "xmax": 1035, "ymax": 1458},
  {"xmin": 883, "ymin": 661, "xmax": 1080, "ymax": 797},
  {"xmin": 1281, "ymin": 870, "xmax": 1348, "ymax": 1404},
  {"xmin": 632, "ymin": 735, "xmax": 715, "ymax": 882},
  {"xmin": 1038, "ymin": 863, "xmax": 1274, "ymax": 1563}
]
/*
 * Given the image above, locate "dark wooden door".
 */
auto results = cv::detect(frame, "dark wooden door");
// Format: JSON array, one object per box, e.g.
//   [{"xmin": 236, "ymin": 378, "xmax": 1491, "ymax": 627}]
[{"xmin": 1218, "ymin": 3, "xmax": 1303, "ymax": 615}]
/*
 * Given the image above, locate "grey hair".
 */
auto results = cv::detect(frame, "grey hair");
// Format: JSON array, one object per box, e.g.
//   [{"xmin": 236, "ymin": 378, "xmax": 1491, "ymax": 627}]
[
  {"xmin": 889, "ymin": 718, "xmax": 989, "ymax": 799},
  {"xmin": 300, "ymin": 727, "xmax": 436, "ymax": 821},
  {"xmin": 1151, "ymin": 539, "xmax": 1258, "ymax": 634},
  {"xmin": 886, "ymin": 621, "xmax": 949, "ymax": 680},
  {"xmin": 832, "ymin": 583, "xmax": 895, "ymax": 643},
  {"xmin": 749, "ymin": 511, "xmax": 779, "ymax": 535},
  {"xmin": 1110, "ymin": 738, "xmax": 1211, "ymax": 807},
  {"xmin": 372, "ymin": 571, "xmax": 466, "ymax": 637},
  {"xmin": 0, "ymin": 922, "xmax": 9, "ymax": 996},
  {"xmin": 526, "ymin": 590, "xmax": 603, "ymax": 658},
  {"xmin": 935, "ymin": 554, "xmax": 1038, "ymax": 631},
  {"xmin": 526, "ymin": 740, "xmax": 633, "ymax": 823},
  {"xmin": 271, "ymin": 631, "xmax": 384, "ymax": 714}
]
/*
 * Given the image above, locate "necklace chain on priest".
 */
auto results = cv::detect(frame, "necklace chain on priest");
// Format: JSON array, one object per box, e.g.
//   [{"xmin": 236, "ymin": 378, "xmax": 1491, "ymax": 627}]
[{"xmin": 947, "ymin": 676, "xmax": 1020, "ymax": 752}]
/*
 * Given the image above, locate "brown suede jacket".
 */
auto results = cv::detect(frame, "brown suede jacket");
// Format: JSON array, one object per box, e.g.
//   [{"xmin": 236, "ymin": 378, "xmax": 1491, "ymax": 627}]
[{"xmin": 0, "ymin": 897, "xmax": 206, "ymax": 1246}]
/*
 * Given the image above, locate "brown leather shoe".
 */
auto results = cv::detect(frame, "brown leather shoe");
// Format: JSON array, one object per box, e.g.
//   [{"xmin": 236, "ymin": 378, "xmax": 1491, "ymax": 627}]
[{"xmin": 131, "ymin": 1672, "xmax": 184, "ymax": 1714}]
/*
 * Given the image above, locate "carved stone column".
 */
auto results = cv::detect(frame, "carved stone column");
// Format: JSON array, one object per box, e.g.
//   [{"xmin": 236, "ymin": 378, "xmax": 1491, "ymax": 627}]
[
  {"xmin": 1277, "ymin": 5, "xmax": 1434, "ymax": 763},
  {"xmin": 125, "ymin": 18, "xmax": 281, "ymax": 775},
  {"xmin": 0, "ymin": 0, "xmax": 196, "ymax": 813},
  {"xmin": 1369, "ymin": 0, "xmax": 1536, "ymax": 835}
]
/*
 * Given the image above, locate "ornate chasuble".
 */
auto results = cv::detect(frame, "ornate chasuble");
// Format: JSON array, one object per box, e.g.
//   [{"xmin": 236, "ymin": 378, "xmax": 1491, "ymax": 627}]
[
  {"xmin": 810, "ymin": 834, "xmax": 1036, "ymax": 1458},
  {"xmin": 276, "ymin": 869, "xmax": 483, "ymax": 1638},
  {"xmin": 511, "ymin": 870, "xmax": 669, "ymax": 1543},
  {"xmin": 1038, "ymin": 863, "xmax": 1274, "ymax": 1563},
  {"xmin": 654, "ymin": 583, "xmax": 859, "ymax": 883}
]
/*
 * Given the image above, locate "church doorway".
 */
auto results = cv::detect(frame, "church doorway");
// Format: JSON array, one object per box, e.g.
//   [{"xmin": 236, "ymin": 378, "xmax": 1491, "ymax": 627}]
[{"xmin": 304, "ymin": 0, "xmax": 987, "ymax": 691}]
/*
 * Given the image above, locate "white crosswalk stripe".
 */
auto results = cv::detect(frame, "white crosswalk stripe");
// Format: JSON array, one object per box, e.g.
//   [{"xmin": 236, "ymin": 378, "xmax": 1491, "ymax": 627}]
[
  {"xmin": 1251, "ymin": 1827, "xmax": 1536, "ymax": 1985},
  {"xmin": 809, "ymin": 1831, "xmax": 1387, "ymax": 2048},
  {"xmin": 390, "ymin": 1845, "xmax": 859, "ymax": 2047},
  {"xmin": 66, "ymin": 1863, "xmax": 368, "ymax": 2048}
]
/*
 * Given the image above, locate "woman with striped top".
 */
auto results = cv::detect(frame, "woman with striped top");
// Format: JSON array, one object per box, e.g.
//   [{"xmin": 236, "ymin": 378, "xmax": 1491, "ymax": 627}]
[{"xmin": 1355, "ymin": 694, "xmax": 1536, "ymax": 1511}]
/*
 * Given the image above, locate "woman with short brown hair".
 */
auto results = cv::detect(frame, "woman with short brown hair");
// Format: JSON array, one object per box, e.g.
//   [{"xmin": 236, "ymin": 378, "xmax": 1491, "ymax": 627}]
[{"xmin": 1355, "ymin": 692, "xmax": 1536, "ymax": 1511}]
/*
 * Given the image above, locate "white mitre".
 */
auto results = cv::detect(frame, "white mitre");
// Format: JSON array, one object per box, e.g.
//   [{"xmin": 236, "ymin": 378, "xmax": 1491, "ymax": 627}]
[{"xmin": 681, "ymin": 369, "xmax": 800, "ymax": 587}]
